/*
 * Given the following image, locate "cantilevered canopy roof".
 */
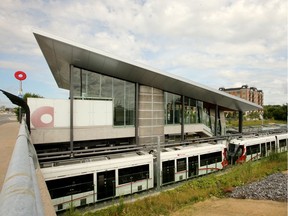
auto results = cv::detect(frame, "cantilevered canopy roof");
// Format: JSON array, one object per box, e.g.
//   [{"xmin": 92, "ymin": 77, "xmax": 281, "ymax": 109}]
[{"xmin": 33, "ymin": 30, "xmax": 262, "ymax": 112}]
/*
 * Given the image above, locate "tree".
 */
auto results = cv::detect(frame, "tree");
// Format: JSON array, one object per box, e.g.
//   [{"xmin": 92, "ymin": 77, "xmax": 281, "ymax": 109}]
[
  {"xmin": 263, "ymin": 104, "xmax": 287, "ymax": 121},
  {"xmin": 15, "ymin": 92, "xmax": 43, "ymax": 122}
]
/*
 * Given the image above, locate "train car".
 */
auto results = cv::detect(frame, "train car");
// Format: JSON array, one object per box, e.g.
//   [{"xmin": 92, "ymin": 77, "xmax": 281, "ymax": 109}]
[
  {"xmin": 159, "ymin": 143, "xmax": 226, "ymax": 185},
  {"xmin": 41, "ymin": 151, "xmax": 154, "ymax": 212},
  {"xmin": 227, "ymin": 133, "xmax": 288, "ymax": 165}
]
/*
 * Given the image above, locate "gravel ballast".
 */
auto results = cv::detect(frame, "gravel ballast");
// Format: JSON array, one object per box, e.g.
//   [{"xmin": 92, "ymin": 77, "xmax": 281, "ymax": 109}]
[{"xmin": 230, "ymin": 172, "xmax": 288, "ymax": 201}]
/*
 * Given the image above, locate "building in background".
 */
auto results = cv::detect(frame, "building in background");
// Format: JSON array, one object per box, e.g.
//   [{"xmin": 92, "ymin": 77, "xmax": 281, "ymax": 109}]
[{"xmin": 219, "ymin": 85, "xmax": 263, "ymax": 106}]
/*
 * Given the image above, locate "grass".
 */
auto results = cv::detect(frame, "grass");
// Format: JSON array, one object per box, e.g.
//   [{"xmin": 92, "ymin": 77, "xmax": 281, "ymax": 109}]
[
  {"xmin": 67, "ymin": 152, "xmax": 287, "ymax": 216},
  {"xmin": 226, "ymin": 119, "xmax": 287, "ymax": 127}
]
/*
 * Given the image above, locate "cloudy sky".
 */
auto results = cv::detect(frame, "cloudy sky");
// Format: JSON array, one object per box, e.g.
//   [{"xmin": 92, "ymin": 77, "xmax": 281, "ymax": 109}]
[{"xmin": 0, "ymin": 0, "xmax": 286, "ymax": 107}]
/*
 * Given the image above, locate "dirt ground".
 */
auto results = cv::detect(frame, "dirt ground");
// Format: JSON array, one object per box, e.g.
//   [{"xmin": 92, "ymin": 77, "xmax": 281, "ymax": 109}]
[
  {"xmin": 172, "ymin": 171, "xmax": 288, "ymax": 216},
  {"xmin": 171, "ymin": 198, "xmax": 287, "ymax": 216}
]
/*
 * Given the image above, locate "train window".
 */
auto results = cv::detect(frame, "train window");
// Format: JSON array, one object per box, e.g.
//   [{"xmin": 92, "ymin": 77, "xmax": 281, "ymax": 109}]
[
  {"xmin": 228, "ymin": 144, "xmax": 237, "ymax": 153},
  {"xmin": 271, "ymin": 141, "xmax": 276, "ymax": 151},
  {"xmin": 246, "ymin": 144, "xmax": 260, "ymax": 155},
  {"xmin": 177, "ymin": 158, "xmax": 186, "ymax": 172},
  {"xmin": 267, "ymin": 142, "xmax": 271, "ymax": 150},
  {"xmin": 118, "ymin": 164, "xmax": 149, "ymax": 185},
  {"xmin": 200, "ymin": 152, "xmax": 222, "ymax": 166},
  {"xmin": 261, "ymin": 143, "xmax": 266, "ymax": 157},
  {"xmin": 46, "ymin": 174, "xmax": 93, "ymax": 199},
  {"xmin": 246, "ymin": 146, "xmax": 251, "ymax": 154},
  {"xmin": 279, "ymin": 139, "xmax": 286, "ymax": 147}
]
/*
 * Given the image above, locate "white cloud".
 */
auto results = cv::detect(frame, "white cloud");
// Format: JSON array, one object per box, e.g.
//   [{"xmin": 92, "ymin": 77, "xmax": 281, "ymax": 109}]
[{"xmin": 0, "ymin": 0, "xmax": 286, "ymax": 105}]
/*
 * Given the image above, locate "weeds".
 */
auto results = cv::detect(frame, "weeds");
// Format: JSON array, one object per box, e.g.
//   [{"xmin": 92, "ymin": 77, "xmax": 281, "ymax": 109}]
[{"xmin": 64, "ymin": 202, "xmax": 81, "ymax": 216}]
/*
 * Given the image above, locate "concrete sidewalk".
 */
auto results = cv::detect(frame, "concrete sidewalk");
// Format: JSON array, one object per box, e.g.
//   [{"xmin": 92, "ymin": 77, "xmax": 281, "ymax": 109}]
[{"xmin": 0, "ymin": 121, "xmax": 19, "ymax": 191}]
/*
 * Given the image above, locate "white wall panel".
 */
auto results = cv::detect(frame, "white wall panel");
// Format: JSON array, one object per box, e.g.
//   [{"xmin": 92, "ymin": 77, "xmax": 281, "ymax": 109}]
[{"xmin": 28, "ymin": 98, "xmax": 113, "ymax": 128}]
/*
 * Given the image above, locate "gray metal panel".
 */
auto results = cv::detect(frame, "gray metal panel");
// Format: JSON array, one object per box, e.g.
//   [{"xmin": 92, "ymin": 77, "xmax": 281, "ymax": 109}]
[
  {"xmin": 33, "ymin": 30, "xmax": 262, "ymax": 112},
  {"xmin": 86, "ymin": 51, "xmax": 106, "ymax": 72}
]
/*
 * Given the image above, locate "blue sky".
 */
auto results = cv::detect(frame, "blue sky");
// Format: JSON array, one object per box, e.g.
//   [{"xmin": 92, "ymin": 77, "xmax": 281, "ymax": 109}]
[{"xmin": 0, "ymin": 0, "xmax": 287, "ymax": 107}]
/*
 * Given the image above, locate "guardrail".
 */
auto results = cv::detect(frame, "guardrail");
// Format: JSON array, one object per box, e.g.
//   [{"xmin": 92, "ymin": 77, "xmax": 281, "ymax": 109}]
[{"xmin": 0, "ymin": 121, "xmax": 44, "ymax": 216}]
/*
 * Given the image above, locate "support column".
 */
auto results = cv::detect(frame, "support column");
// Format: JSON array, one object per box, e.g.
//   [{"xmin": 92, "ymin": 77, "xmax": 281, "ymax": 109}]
[
  {"xmin": 135, "ymin": 83, "xmax": 139, "ymax": 145},
  {"xmin": 239, "ymin": 111, "xmax": 243, "ymax": 133},
  {"xmin": 214, "ymin": 105, "xmax": 218, "ymax": 136},
  {"xmin": 156, "ymin": 136, "xmax": 161, "ymax": 190},
  {"xmin": 69, "ymin": 65, "xmax": 74, "ymax": 157},
  {"xmin": 181, "ymin": 96, "xmax": 185, "ymax": 141}
]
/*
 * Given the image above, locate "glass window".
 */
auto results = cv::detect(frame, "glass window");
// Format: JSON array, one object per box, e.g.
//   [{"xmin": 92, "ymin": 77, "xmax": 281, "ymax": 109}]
[
  {"xmin": 113, "ymin": 79, "xmax": 125, "ymax": 126},
  {"xmin": 246, "ymin": 144, "xmax": 260, "ymax": 155},
  {"xmin": 46, "ymin": 174, "xmax": 93, "ymax": 199},
  {"xmin": 183, "ymin": 98, "xmax": 197, "ymax": 124},
  {"xmin": 267, "ymin": 142, "xmax": 271, "ymax": 150},
  {"xmin": 164, "ymin": 92, "xmax": 181, "ymax": 124},
  {"xmin": 72, "ymin": 67, "xmax": 81, "ymax": 97},
  {"xmin": 174, "ymin": 96, "xmax": 181, "ymax": 124},
  {"xmin": 177, "ymin": 158, "xmax": 186, "ymax": 172},
  {"xmin": 200, "ymin": 151, "xmax": 222, "ymax": 166},
  {"xmin": 118, "ymin": 164, "xmax": 149, "ymax": 185},
  {"xmin": 271, "ymin": 141, "xmax": 276, "ymax": 151},
  {"xmin": 74, "ymin": 67, "xmax": 135, "ymax": 126},
  {"xmin": 101, "ymin": 75, "xmax": 112, "ymax": 98},
  {"xmin": 82, "ymin": 70, "xmax": 100, "ymax": 98},
  {"xmin": 125, "ymin": 82, "xmax": 135, "ymax": 125},
  {"xmin": 279, "ymin": 139, "xmax": 286, "ymax": 147},
  {"xmin": 197, "ymin": 101, "xmax": 203, "ymax": 123},
  {"xmin": 165, "ymin": 92, "xmax": 174, "ymax": 124}
]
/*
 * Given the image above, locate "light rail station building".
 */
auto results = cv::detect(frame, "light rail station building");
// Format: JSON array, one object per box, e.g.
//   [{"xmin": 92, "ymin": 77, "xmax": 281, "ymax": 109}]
[{"xmin": 30, "ymin": 31, "xmax": 262, "ymax": 152}]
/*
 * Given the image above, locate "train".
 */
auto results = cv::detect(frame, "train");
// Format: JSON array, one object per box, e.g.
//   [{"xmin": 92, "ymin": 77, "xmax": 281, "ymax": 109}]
[
  {"xmin": 227, "ymin": 133, "xmax": 288, "ymax": 164},
  {"xmin": 41, "ymin": 133, "xmax": 287, "ymax": 212}
]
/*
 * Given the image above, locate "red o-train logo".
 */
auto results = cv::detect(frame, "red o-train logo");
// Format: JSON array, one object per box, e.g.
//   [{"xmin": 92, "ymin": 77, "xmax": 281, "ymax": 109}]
[
  {"xmin": 14, "ymin": 71, "xmax": 27, "ymax": 81},
  {"xmin": 31, "ymin": 106, "xmax": 54, "ymax": 128}
]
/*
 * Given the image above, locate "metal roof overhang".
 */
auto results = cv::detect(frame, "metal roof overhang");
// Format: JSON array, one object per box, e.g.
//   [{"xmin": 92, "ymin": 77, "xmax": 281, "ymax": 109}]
[{"xmin": 33, "ymin": 30, "xmax": 262, "ymax": 112}]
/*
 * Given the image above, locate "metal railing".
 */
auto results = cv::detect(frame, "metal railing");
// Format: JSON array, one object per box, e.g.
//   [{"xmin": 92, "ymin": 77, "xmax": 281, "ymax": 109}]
[{"xmin": 0, "ymin": 121, "xmax": 45, "ymax": 216}]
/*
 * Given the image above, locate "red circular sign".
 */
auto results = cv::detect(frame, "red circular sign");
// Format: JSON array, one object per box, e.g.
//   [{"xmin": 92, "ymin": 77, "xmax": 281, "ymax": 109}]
[{"xmin": 14, "ymin": 71, "xmax": 27, "ymax": 81}]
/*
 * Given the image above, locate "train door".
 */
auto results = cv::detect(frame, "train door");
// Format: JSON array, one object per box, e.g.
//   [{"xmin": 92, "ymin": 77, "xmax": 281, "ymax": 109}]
[
  {"xmin": 97, "ymin": 170, "xmax": 115, "ymax": 200},
  {"xmin": 188, "ymin": 156, "xmax": 198, "ymax": 177},
  {"xmin": 162, "ymin": 160, "xmax": 175, "ymax": 184},
  {"xmin": 267, "ymin": 142, "xmax": 271, "ymax": 155},
  {"xmin": 261, "ymin": 143, "xmax": 266, "ymax": 157},
  {"xmin": 271, "ymin": 141, "xmax": 276, "ymax": 153}
]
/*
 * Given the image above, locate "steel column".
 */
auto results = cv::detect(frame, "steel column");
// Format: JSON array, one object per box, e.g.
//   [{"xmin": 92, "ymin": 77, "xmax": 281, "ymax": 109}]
[
  {"xmin": 181, "ymin": 95, "xmax": 185, "ymax": 141},
  {"xmin": 69, "ymin": 65, "xmax": 74, "ymax": 157},
  {"xmin": 135, "ymin": 83, "xmax": 139, "ymax": 145},
  {"xmin": 239, "ymin": 111, "xmax": 243, "ymax": 133},
  {"xmin": 214, "ymin": 105, "xmax": 218, "ymax": 136}
]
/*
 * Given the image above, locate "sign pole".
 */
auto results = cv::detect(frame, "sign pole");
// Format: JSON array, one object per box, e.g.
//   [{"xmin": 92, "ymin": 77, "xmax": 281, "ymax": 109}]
[{"xmin": 14, "ymin": 71, "xmax": 27, "ymax": 122}]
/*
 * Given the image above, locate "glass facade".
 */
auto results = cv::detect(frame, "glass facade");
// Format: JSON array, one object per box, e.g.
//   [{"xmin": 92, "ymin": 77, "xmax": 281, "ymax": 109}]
[
  {"xmin": 164, "ymin": 92, "xmax": 182, "ymax": 124},
  {"xmin": 184, "ymin": 97, "xmax": 198, "ymax": 124},
  {"xmin": 72, "ymin": 67, "xmax": 135, "ymax": 126},
  {"xmin": 71, "ymin": 66, "xmax": 217, "ymax": 132},
  {"xmin": 164, "ymin": 92, "xmax": 212, "ymax": 129}
]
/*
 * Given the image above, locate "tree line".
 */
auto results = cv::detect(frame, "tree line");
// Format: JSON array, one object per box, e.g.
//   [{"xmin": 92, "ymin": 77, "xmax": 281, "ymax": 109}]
[{"xmin": 263, "ymin": 104, "xmax": 287, "ymax": 121}]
